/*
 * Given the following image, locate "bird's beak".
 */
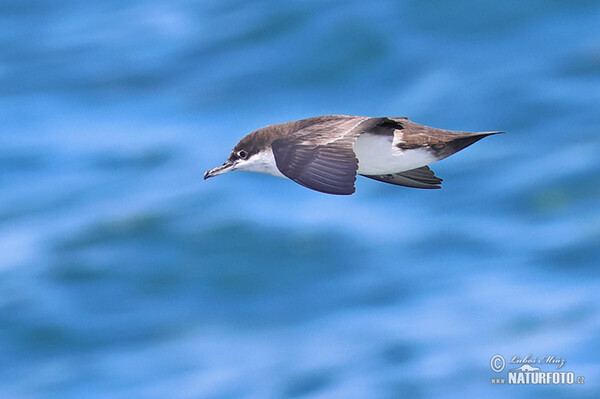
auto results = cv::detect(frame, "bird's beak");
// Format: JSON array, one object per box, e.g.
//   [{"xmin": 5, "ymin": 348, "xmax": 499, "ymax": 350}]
[{"xmin": 204, "ymin": 160, "xmax": 235, "ymax": 180}]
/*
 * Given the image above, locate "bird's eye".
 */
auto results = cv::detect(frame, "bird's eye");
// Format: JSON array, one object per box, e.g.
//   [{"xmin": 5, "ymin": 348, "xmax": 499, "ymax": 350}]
[{"xmin": 237, "ymin": 150, "xmax": 248, "ymax": 159}]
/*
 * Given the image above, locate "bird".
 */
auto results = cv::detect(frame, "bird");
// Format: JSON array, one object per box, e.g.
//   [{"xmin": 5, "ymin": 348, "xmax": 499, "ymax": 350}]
[{"xmin": 204, "ymin": 115, "xmax": 501, "ymax": 195}]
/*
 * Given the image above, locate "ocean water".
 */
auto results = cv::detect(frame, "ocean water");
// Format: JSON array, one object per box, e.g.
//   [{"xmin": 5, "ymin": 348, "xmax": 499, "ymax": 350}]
[{"xmin": 1, "ymin": 1, "xmax": 600, "ymax": 398}]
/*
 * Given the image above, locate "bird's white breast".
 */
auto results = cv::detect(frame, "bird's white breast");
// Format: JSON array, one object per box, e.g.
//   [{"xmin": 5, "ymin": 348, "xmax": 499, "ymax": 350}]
[{"xmin": 353, "ymin": 133, "xmax": 436, "ymax": 175}]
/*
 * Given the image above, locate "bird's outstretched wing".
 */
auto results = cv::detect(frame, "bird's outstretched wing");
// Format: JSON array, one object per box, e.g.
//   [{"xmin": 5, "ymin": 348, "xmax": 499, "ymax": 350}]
[
  {"xmin": 361, "ymin": 166, "xmax": 443, "ymax": 189},
  {"xmin": 271, "ymin": 116, "xmax": 391, "ymax": 195}
]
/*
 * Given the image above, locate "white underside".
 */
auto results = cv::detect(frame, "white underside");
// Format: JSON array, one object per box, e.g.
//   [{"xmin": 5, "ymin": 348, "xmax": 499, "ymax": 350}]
[{"xmin": 353, "ymin": 133, "xmax": 436, "ymax": 175}]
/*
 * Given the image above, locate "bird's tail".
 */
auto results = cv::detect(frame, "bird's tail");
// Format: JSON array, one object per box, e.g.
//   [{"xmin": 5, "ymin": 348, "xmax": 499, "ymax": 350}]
[{"xmin": 440, "ymin": 131, "xmax": 503, "ymax": 158}]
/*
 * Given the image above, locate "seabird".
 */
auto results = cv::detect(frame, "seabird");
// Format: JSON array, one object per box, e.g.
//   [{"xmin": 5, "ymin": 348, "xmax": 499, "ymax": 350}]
[{"xmin": 204, "ymin": 115, "xmax": 501, "ymax": 195}]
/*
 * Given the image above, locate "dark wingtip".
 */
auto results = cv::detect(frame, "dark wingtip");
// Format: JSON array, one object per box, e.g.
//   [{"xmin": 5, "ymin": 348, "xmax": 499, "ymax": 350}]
[{"xmin": 483, "ymin": 131, "xmax": 505, "ymax": 136}]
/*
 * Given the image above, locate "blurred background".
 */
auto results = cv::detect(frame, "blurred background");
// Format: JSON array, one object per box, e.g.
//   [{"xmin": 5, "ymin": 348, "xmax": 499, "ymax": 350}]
[{"xmin": 1, "ymin": 1, "xmax": 599, "ymax": 398}]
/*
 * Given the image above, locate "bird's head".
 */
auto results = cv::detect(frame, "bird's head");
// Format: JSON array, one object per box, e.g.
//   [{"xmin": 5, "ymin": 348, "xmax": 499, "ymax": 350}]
[{"xmin": 204, "ymin": 129, "xmax": 282, "ymax": 179}]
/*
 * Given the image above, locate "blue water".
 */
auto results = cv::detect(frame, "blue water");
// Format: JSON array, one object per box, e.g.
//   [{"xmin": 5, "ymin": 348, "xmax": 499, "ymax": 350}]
[{"xmin": 1, "ymin": 1, "xmax": 599, "ymax": 398}]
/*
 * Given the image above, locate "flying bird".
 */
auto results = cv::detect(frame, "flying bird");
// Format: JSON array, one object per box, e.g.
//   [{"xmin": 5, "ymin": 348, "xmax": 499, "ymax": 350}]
[{"xmin": 204, "ymin": 115, "xmax": 501, "ymax": 195}]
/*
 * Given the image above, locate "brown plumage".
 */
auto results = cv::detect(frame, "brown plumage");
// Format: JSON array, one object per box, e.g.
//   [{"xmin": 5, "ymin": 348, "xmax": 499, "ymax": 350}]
[{"xmin": 205, "ymin": 115, "xmax": 502, "ymax": 195}]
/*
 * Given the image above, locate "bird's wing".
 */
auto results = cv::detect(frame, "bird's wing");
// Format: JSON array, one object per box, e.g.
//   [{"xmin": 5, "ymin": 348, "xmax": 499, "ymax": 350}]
[
  {"xmin": 271, "ymin": 116, "xmax": 391, "ymax": 195},
  {"xmin": 361, "ymin": 166, "xmax": 443, "ymax": 189}
]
